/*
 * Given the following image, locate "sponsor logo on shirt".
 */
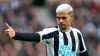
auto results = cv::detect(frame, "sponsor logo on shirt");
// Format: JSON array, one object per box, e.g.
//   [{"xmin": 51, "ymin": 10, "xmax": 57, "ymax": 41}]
[{"xmin": 58, "ymin": 45, "xmax": 76, "ymax": 56}]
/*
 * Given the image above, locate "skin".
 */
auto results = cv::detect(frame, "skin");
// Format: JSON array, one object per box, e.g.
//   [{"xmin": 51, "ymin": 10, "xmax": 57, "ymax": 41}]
[
  {"xmin": 4, "ymin": 23, "xmax": 15, "ymax": 38},
  {"xmin": 56, "ymin": 12, "xmax": 74, "ymax": 30}
]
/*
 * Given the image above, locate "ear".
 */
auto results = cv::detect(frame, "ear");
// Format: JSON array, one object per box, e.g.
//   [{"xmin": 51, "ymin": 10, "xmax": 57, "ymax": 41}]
[{"xmin": 71, "ymin": 14, "xmax": 74, "ymax": 20}]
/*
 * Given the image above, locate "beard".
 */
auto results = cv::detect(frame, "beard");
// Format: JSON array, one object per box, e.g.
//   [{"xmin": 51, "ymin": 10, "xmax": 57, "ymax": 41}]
[{"xmin": 59, "ymin": 24, "xmax": 66, "ymax": 30}]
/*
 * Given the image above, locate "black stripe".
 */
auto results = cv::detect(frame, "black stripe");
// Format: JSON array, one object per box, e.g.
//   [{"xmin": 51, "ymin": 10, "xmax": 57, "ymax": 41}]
[
  {"xmin": 70, "ymin": 30, "xmax": 76, "ymax": 51},
  {"xmin": 42, "ymin": 31, "xmax": 57, "ymax": 40},
  {"xmin": 42, "ymin": 34, "xmax": 54, "ymax": 40},
  {"xmin": 79, "ymin": 51, "xmax": 89, "ymax": 56},
  {"xmin": 54, "ymin": 31, "xmax": 59, "ymax": 56},
  {"xmin": 42, "ymin": 26, "xmax": 58, "ymax": 40},
  {"xmin": 61, "ymin": 31, "xmax": 68, "ymax": 45},
  {"xmin": 77, "ymin": 32, "xmax": 84, "ymax": 51}
]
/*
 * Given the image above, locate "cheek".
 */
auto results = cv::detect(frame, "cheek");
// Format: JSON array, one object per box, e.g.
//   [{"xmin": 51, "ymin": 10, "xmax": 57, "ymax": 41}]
[
  {"xmin": 64, "ymin": 20, "xmax": 71, "ymax": 25},
  {"xmin": 56, "ymin": 20, "xmax": 59, "ymax": 24},
  {"xmin": 64, "ymin": 20, "xmax": 68, "ymax": 23}
]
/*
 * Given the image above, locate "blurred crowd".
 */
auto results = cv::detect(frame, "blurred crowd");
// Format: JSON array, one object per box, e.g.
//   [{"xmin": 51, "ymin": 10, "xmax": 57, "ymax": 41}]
[{"xmin": 0, "ymin": 0, "xmax": 100, "ymax": 56}]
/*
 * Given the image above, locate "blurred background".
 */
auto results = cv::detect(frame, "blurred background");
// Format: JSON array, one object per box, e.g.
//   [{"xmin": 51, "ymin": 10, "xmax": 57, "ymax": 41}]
[{"xmin": 0, "ymin": 0, "xmax": 100, "ymax": 56}]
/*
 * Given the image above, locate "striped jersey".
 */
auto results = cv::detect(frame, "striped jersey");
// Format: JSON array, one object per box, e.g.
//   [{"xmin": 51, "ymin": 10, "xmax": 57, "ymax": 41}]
[{"xmin": 37, "ymin": 26, "xmax": 87, "ymax": 56}]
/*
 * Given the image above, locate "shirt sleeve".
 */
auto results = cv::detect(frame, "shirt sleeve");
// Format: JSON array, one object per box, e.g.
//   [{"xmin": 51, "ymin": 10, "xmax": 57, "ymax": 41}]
[
  {"xmin": 77, "ymin": 31, "xmax": 87, "ymax": 53},
  {"xmin": 37, "ymin": 28, "xmax": 49, "ymax": 42},
  {"xmin": 37, "ymin": 27, "xmax": 58, "ymax": 43},
  {"xmin": 79, "ymin": 50, "xmax": 89, "ymax": 56},
  {"xmin": 13, "ymin": 32, "xmax": 40, "ymax": 42}
]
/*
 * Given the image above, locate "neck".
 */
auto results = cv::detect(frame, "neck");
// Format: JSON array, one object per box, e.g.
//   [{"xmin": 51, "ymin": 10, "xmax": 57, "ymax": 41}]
[{"xmin": 66, "ymin": 26, "xmax": 71, "ymax": 30}]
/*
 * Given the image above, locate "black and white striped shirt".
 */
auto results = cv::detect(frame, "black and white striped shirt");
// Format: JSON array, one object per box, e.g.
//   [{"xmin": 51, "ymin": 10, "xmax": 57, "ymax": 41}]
[
  {"xmin": 37, "ymin": 26, "xmax": 86, "ymax": 56},
  {"xmin": 13, "ymin": 26, "xmax": 88, "ymax": 56}
]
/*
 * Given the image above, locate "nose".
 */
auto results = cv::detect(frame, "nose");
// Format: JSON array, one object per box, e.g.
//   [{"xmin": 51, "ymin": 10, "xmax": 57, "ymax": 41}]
[{"xmin": 59, "ymin": 18, "xmax": 63, "ymax": 23}]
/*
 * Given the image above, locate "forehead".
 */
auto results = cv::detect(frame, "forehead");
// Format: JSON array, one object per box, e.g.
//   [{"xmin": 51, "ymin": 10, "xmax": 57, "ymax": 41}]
[{"xmin": 56, "ymin": 12, "xmax": 69, "ymax": 17}]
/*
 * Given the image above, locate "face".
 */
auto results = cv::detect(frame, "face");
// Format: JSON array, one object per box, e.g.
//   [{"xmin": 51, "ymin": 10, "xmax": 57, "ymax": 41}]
[{"xmin": 56, "ymin": 12, "xmax": 74, "ymax": 30}]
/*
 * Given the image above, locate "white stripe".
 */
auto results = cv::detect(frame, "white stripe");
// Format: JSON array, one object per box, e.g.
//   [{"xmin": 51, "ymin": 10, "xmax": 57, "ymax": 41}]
[
  {"xmin": 72, "ymin": 28, "xmax": 79, "ymax": 52},
  {"xmin": 59, "ymin": 31, "xmax": 64, "ymax": 46},
  {"xmin": 65, "ymin": 32, "xmax": 72, "ymax": 46},
  {"xmin": 47, "ymin": 38, "xmax": 54, "ymax": 56},
  {"xmin": 80, "ymin": 35, "xmax": 87, "ymax": 53}
]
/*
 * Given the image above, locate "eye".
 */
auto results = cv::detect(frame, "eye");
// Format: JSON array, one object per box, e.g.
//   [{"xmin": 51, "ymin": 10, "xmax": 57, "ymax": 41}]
[
  {"xmin": 62, "ymin": 17, "xmax": 67, "ymax": 20},
  {"xmin": 57, "ymin": 17, "xmax": 60, "ymax": 20}
]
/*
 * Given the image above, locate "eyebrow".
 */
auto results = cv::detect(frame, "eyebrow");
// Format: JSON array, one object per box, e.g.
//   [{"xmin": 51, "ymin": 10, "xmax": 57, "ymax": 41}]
[
  {"xmin": 62, "ymin": 17, "xmax": 67, "ymax": 18},
  {"xmin": 57, "ymin": 16, "xmax": 67, "ymax": 18}
]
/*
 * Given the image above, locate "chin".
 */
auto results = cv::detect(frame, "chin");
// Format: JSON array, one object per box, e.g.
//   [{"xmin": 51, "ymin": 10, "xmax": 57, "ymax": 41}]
[{"xmin": 60, "ymin": 27, "xmax": 66, "ymax": 30}]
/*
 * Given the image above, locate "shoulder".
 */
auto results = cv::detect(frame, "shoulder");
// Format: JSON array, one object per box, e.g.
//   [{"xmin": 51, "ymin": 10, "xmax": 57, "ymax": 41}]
[
  {"xmin": 71, "ymin": 27, "xmax": 82, "ymax": 34},
  {"xmin": 43, "ymin": 26, "xmax": 58, "ymax": 32},
  {"xmin": 37, "ymin": 26, "xmax": 59, "ymax": 35}
]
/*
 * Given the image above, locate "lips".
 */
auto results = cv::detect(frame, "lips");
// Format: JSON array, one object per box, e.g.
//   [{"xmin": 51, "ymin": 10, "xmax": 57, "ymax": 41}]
[{"xmin": 59, "ymin": 24, "xmax": 65, "ymax": 27}]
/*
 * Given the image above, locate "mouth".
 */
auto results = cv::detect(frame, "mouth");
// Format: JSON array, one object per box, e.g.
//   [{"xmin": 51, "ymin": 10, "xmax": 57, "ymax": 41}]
[
  {"xmin": 59, "ymin": 24, "xmax": 65, "ymax": 27},
  {"xmin": 59, "ymin": 24, "xmax": 66, "ymax": 30}
]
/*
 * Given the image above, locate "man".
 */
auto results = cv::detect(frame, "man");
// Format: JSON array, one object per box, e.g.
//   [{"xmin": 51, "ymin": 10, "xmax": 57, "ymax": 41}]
[{"xmin": 4, "ymin": 4, "xmax": 89, "ymax": 56}]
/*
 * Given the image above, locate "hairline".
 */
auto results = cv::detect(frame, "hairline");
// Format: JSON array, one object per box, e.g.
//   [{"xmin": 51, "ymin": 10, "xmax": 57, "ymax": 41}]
[{"xmin": 56, "ymin": 11, "xmax": 73, "ymax": 15}]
